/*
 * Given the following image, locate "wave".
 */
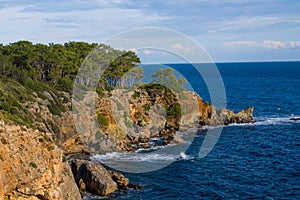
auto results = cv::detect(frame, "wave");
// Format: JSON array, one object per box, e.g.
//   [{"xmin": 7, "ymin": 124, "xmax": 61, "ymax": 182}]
[
  {"xmin": 91, "ymin": 151, "xmax": 195, "ymax": 165},
  {"xmin": 198, "ymin": 115, "xmax": 300, "ymax": 131},
  {"xmin": 92, "ymin": 151, "xmax": 178, "ymax": 163},
  {"xmin": 91, "ymin": 115, "xmax": 298, "ymax": 168},
  {"xmin": 233, "ymin": 115, "xmax": 300, "ymax": 127}
]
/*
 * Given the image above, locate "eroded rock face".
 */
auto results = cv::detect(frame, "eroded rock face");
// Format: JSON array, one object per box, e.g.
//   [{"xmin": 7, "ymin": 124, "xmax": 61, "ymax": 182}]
[
  {"xmin": 100, "ymin": 88, "xmax": 254, "ymax": 151},
  {"xmin": 71, "ymin": 159, "xmax": 117, "ymax": 196},
  {"xmin": 73, "ymin": 87, "xmax": 254, "ymax": 153},
  {"xmin": 108, "ymin": 171, "xmax": 129, "ymax": 189},
  {"xmin": 0, "ymin": 120, "xmax": 81, "ymax": 200}
]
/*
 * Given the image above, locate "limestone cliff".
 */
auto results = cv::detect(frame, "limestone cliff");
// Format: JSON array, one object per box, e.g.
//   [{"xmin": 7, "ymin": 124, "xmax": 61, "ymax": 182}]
[
  {"xmin": 0, "ymin": 83, "xmax": 254, "ymax": 199},
  {"xmin": 83, "ymin": 85, "xmax": 254, "ymax": 152},
  {"xmin": 0, "ymin": 120, "xmax": 81, "ymax": 199}
]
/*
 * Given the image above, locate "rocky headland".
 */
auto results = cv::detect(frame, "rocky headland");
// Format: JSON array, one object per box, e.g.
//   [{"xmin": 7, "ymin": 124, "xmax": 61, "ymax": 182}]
[
  {"xmin": 0, "ymin": 41, "xmax": 254, "ymax": 199},
  {"xmin": 0, "ymin": 86, "xmax": 253, "ymax": 199}
]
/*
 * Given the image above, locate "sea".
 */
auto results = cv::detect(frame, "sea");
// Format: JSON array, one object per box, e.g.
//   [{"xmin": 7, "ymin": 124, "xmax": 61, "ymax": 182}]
[{"xmin": 86, "ymin": 61, "xmax": 300, "ymax": 199}]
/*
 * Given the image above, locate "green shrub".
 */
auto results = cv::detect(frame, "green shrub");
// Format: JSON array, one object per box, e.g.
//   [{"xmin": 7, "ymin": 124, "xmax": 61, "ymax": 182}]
[
  {"xmin": 29, "ymin": 162, "xmax": 38, "ymax": 169},
  {"xmin": 97, "ymin": 113, "xmax": 109, "ymax": 127},
  {"xmin": 143, "ymin": 104, "xmax": 150, "ymax": 111},
  {"xmin": 166, "ymin": 103, "xmax": 181, "ymax": 116},
  {"xmin": 62, "ymin": 156, "xmax": 67, "ymax": 162},
  {"xmin": 96, "ymin": 88, "xmax": 104, "ymax": 97},
  {"xmin": 132, "ymin": 91, "xmax": 140, "ymax": 99},
  {"xmin": 47, "ymin": 146, "xmax": 55, "ymax": 151}
]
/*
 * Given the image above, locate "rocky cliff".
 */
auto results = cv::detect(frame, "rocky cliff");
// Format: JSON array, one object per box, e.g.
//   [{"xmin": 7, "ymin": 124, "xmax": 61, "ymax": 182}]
[
  {"xmin": 0, "ymin": 120, "xmax": 81, "ymax": 199},
  {"xmin": 0, "ymin": 83, "xmax": 253, "ymax": 199},
  {"xmin": 80, "ymin": 85, "xmax": 254, "ymax": 153}
]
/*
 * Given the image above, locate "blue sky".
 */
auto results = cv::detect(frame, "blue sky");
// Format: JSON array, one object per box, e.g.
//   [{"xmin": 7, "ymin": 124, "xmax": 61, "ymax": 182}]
[{"xmin": 0, "ymin": 0, "xmax": 299, "ymax": 62}]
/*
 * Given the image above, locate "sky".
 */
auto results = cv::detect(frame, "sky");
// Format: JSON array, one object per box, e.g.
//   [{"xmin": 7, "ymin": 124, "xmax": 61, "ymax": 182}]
[{"xmin": 0, "ymin": 0, "xmax": 300, "ymax": 62}]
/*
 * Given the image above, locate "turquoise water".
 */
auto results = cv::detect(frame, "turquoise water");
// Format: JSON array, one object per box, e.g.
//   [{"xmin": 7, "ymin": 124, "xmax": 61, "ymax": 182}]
[{"xmin": 88, "ymin": 61, "xmax": 300, "ymax": 199}]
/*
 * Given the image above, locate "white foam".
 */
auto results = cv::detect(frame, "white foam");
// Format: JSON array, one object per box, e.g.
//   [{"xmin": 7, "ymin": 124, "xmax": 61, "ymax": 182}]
[
  {"xmin": 91, "ymin": 151, "xmax": 178, "ymax": 163},
  {"xmin": 179, "ymin": 152, "xmax": 194, "ymax": 160},
  {"xmin": 199, "ymin": 115, "xmax": 300, "ymax": 130},
  {"xmin": 253, "ymin": 115, "xmax": 300, "ymax": 126}
]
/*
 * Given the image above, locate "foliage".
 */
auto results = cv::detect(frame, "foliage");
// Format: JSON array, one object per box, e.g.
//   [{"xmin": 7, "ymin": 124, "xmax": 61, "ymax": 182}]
[
  {"xmin": 132, "ymin": 91, "xmax": 141, "ymax": 99},
  {"xmin": 97, "ymin": 113, "xmax": 109, "ymax": 127},
  {"xmin": 0, "ymin": 41, "xmax": 98, "ymax": 93},
  {"xmin": 143, "ymin": 104, "xmax": 151, "ymax": 111},
  {"xmin": 0, "ymin": 41, "xmax": 141, "ymax": 128},
  {"xmin": 151, "ymin": 68, "xmax": 187, "ymax": 92},
  {"xmin": 29, "ymin": 162, "xmax": 38, "ymax": 169},
  {"xmin": 166, "ymin": 103, "xmax": 181, "ymax": 117}
]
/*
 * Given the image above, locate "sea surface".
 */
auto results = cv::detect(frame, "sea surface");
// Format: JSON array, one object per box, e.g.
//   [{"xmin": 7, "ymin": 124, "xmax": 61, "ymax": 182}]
[{"xmin": 87, "ymin": 61, "xmax": 300, "ymax": 199}]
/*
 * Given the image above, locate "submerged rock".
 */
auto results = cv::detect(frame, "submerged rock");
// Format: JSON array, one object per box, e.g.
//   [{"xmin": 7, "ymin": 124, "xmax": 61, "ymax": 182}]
[
  {"xmin": 290, "ymin": 117, "xmax": 300, "ymax": 121},
  {"xmin": 128, "ymin": 184, "xmax": 144, "ymax": 190}
]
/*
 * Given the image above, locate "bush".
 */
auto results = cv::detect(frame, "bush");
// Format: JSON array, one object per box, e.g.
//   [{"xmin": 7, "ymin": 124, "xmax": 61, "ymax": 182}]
[
  {"xmin": 29, "ymin": 162, "xmax": 38, "ymax": 169},
  {"xmin": 143, "ymin": 104, "xmax": 150, "ymax": 111},
  {"xmin": 47, "ymin": 104, "xmax": 63, "ymax": 116},
  {"xmin": 166, "ymin": 103, "xmax": 181, "ymax": 116},
  {"xmin": 97, "ymin": 113, "xmax": 109, "ymax": 127},
  {"xmin": 132, "ymin": 91, "xmax": 140, "ymax": 99}
]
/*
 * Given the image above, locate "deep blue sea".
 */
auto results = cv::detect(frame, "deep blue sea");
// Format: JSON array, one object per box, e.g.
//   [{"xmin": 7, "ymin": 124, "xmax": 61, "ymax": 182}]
[{"xmin": 87, "ymin": 61, "xmax": 300, "ymax": 199}]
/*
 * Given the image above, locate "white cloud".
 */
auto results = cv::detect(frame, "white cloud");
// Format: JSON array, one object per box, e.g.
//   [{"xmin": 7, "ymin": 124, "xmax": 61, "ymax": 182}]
[
  {"xmin": 289, "ymin": 41, "xmax": 300, "ymax": 49},
  {"xmin": 211, "ymin": 15, "xmax": 300, "ymax": 32},
  {"xmin": 142, "ymin": 49, "xmax": 153, "ymax": 55},
  {"xmin": 0, "ymin": 4, "xmax": 170, "ymax": 43},
  {"xmin": 263, "ymin": 40, "xmax": 300, "ymax": 50},
  {"xmin": 172, "ymin": 43, "xmax": 184, "ymax": 50},
  {"xmin": 263, "ymin": 40, "xmax": 286, "ymax": 50},
  {"xmin": 225, "ymin": 40, "xmax": 300, "ymax": 50},
  {"xmin": 171, "ymin": 43, "xmax": 190, "ymax": 53},
  {"xmin": 225, "ymin": 41, "xmax": 257, "ymax": 47}
]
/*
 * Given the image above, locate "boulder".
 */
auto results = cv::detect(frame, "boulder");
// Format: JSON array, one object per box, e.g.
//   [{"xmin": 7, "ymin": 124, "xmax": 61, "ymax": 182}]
[
  {"xmin": 71, "ymin": 159, "xmax": 117, "ymax": 196},
  {"xmin": 108, "ymin": 171, "xmax": 129, "ymax": 189}
]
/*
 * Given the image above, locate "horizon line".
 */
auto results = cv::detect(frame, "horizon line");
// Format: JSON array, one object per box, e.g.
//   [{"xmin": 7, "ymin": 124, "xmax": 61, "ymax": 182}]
[{"xmin": 141, "ymin": 60, "xmax": 300, "ymax": 65}]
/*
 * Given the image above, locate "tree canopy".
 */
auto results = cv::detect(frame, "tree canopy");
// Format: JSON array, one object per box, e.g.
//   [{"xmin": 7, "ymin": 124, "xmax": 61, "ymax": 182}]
[
  {"xmin": 0, "ymin": 41, "xmax": 141, "ymax": 93},
  {"xmin": 151, "ymin": 68, "xmax": 187, "ymax": 92}
]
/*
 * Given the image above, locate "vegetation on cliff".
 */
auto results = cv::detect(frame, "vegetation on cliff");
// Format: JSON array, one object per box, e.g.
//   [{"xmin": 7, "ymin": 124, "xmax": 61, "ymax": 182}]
[
  {"xmin": 0, "ymin": 41, "xmax": 140, "ymax": 125},
  {"xmin": 0, "ymin": 41, "xmax": 144, "ymax": 199}
]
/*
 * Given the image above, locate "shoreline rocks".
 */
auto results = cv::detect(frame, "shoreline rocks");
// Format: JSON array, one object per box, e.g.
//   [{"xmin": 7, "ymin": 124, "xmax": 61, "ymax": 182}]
[
  {"xmin": 71, "ymin": 159, "xmax": 117, "ymax": 196},
  {"xmin": 92, "ymin": 89, "xmax": 254, "ymax": 152},
  {"xmin": 70, "ymin": 159, "xmax": 142, "ymax": 197}
]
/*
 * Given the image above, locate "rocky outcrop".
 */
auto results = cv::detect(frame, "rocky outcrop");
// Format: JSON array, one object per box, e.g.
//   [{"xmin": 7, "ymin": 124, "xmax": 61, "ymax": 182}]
[
  {"xmin": 70, "ymin": 159, "xmax": 142, "ymax": 196},
  {"xmin": 108, "ymin": 170, "xmax": 129, "ymax": 189},
  {"xmin": 0, "ymin": 83, "xmax": 254, "ymax": 199},
  {"xmin": 90, "ymin": 87, "xmax": 254, "ymax": 152},
  {"xmin": 71, "ymin": 159, "xmax": 117, "ymax": 196},
  {"xmin": 24, "ymin": 91, "xmax": 77, "ymax": 144},
  {"xmin": 197, "ymin": 101, "xmax": 254, "ymax": 126},
  {"xmin": 0, "ymin": 120, "xmax": 81, "ymax": 200}
]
